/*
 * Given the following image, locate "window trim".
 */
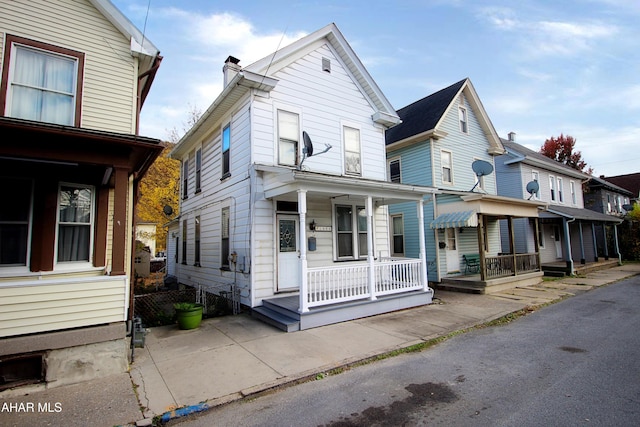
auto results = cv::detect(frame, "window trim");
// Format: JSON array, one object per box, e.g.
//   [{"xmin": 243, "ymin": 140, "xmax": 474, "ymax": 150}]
[
  {"xmin": 221, "ymin": 123, "xmax": 231, "ymax": 179},
  {"xmin": 441, "ymin": 149, "xmax": 454, "ymax": 185},
  {"xmin": 570, "ymin": 180, "xmax": 577, "ymax": 205},
  {"xmin": 549, "ymin": 175, "xmax": 556, "ymax": 201},
  {"xmin": 390, "ymin": 214, "xmax": 404, "ymax": 257},
  {"xmin": 333, "ymin": 202, "xmax": 371, "ymax": 261},
  {"xmin": 55, "ymin": 182, "xmax": 95, "ymax": 268},
  {"xmin": 557, "ymin": 177, "xmax": 564, "ymax": 203},
  {"xmin": 459, "ymin": 106, "xmax": 468, "ymax": 134},
  {"xmin": 388, "ymin": 157, "xmax": 401, "ymax": 183},
  {"xmin": 0, "ymin": 177, "xmax": 34, "ymax": 272},
  {"xmin": 182, "ymin": 158, "xmax": 189, "ymax": 200},
  {"xmin": 343, "ymin": 124, "xmax": 362, "ymax": 176},
  {"xmin": 1, "ymin": 34, "xmax": 84, "ymax": 127},
  {"xmin": 531, "ymin": 171, "xmax": 540, "ymax": 200},
  {"xmin": 195, "ymin": 147, "xmax": 202, "ymax": 193},
  {"xmin": 221, "ymin": 206, "xmax": 230, "ymax": 270},
  {"xmin": 277, "ymin": 109, "xmax": 300, "ymax": 167}
]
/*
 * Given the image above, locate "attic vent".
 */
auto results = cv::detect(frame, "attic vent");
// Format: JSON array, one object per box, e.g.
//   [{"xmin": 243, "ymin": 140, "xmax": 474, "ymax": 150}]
[{"xmin": 322, "ymin": 57, "xmax": 331, "ymax": 73}]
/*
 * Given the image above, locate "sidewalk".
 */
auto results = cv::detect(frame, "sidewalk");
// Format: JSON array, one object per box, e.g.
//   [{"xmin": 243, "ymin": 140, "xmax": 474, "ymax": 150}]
[{"xmin": 2, "ymin": 263, "xmax": 639, "ymax": 427}]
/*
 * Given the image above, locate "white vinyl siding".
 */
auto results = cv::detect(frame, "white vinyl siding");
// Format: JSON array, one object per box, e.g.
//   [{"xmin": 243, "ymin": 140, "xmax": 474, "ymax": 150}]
[{"xmin": 0, "ymin": 0, "xmax": 140, "ymax": 133}]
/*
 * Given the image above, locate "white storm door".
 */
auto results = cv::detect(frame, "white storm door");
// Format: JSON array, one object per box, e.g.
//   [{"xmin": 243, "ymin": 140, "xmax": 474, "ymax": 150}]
[
  {"xmin": 445, "ymin": 228, "xmax": 460, "ymax": 273},
  {"xmin": 553, "ymin": 225, "xmax": 563, "ymax": 259},
  {"xmin": 277, "ymin": 215, "xmax": 300, "ymax": 292}
]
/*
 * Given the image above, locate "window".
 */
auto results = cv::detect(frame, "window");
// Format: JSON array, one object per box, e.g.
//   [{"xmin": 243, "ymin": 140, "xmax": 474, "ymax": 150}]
[
  {"xmin": 57, "ymin": 184, "xmax": 93, "ymax": 263},
  {"xmin": 181, "ymin": 220, "xmax": 187, "ymax": 264},
  {"xmin": 2, "ymin": 35, "xmax": 84, "ymax": 126},
  {"xmin": 194, "ymin": 216, "xmax": 201, "ymax": 266},
  {"xmin": 549, "ymin": 175, "xmax": 556, "ymax": 201},
  {"xmin": 221, "ymin": 207, "xmax": 230, "ymax": 269},
  {"xmin": 607, "ymin": 194, "xmax": 612, "ymax": 212},
  {"xmin": 570, "ymin": 181, "xmax": 577, "ymax": 204},
  {"xmin": 195, "ymin": 148, "xmax": 202, "ymax": 193},
  {"xmin": 531, "ymin": 171, "xmax": 540, "ymax": 200},
  {"xmin": 391, "ymin": 215, "xmax": 404, "ymax": 256},
  {"xmin": 441, "ymin": 150, "xmax": 453, "ymax": 184},
  {"xmin": 459, "ymin": 106, "xmax": 468, "ymax": 133},
  {"xmin": 615, "ymin": 195, "xmax": 622, "ymax": 212},
  {"xmin": 1, "ymin": 178, "xmax": 32, "ymax": 267},
  {"xmin": 335, "ymin": 204, "xmax": 368, "ymax": 259},
  {"xmin": 278, "ymin": 110, "xmax": 299, "ymax": 166},
  {"xmin": 344, "ymin": 126, "xmax": 361, "ymax": 175},
  {"xmin": 388, "ymin": 158, "xmax": 401, "ymax": 183},
  {"xmin": 182, "ymin": 159, "xmax": 189, "ymax": 199},
  {"xmin": 538, "ymin": 224, "xmax": 545, "ymax": 248},
  {"xmin": 222, "ymin": 124, "xmax": 231, "ymax": 178},
  {"xmin": 557, "ymin": 177, "xmax": 564, "ymax": 203}
]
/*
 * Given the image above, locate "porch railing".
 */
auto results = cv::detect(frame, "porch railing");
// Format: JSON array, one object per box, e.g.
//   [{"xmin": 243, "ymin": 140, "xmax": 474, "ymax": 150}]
[
  {"xmin": 484, "ymin": 253, "xmax": 540, "ymax": 279},
  {"xmin": 306, "ymin": 259, "xmax": 423, "ymax": 308}
]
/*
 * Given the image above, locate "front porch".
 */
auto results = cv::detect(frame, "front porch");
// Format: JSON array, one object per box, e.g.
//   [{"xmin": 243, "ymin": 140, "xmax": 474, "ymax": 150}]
[
  {"xmin": 253, "ymin": 258, "xmax": 432, "ymax": 331},
  {"xmin": 542, "ymin": 259, "xmax": 620, "ymax": 277}
]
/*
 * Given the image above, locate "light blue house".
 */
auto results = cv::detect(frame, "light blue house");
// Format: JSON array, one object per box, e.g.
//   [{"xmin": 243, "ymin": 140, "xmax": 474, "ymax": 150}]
[{"xmin": 386, "ymin": 79, "xmax": 545, "ymax": 293}]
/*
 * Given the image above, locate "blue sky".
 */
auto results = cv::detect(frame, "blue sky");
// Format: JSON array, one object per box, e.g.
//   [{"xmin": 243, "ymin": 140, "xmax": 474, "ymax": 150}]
[{"xmin": 112, "ymin": 0, "xmax": 640, "ymax": 177}]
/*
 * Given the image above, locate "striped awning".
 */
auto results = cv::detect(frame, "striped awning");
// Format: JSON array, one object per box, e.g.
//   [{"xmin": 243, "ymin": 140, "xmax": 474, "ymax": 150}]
[{"xmin": 430, "ymin": 210, "xmax": 478, "ymax": 229}]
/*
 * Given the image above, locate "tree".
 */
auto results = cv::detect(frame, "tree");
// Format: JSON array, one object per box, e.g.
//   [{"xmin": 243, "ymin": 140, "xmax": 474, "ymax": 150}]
[
  {"xmin": 136, "ymin": 142, "xmax": 180, "ymax": 250},
  {"xmin": 540, "ymin": 134, "xmax": 593, "ymax": 174}
]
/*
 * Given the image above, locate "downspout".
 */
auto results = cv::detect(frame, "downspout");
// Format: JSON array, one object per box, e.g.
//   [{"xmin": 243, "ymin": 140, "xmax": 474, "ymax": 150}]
[
  {"xmin": 433, "ymin": 194, "xmax": 441, "ymax": 282},
  {"xmin": 613, "ymin": 223, "xmax": 621, "ymax": 265}
]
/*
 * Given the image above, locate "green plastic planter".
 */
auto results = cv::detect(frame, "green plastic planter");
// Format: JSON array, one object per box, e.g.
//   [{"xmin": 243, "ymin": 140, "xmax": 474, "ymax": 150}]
[{"xmin": 175, "ymin": 303, "xmax": 203, "ymax": 330}]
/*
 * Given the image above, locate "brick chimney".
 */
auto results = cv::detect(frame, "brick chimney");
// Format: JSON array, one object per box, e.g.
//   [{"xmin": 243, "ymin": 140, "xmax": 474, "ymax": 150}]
[
  {"xmin": 507, "ymin": 131, "xmax": 516, "ymax": 142},
  {"xmin": 223, "ymin": 56, "xmax": 241, "ymax": 87}
]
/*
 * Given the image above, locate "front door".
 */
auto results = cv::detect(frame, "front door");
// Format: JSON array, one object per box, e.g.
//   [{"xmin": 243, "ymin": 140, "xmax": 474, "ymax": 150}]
[
  {"xmin": 553, "ymin": 225, "xmax": 563, "ymax": 259},
  {"xmin": 445, "ymin": 228, "xmax": 460, "ymax": 273},
  {"xmin": 277, "ymin": 215, "xmax": 300, "ymax": 292}
]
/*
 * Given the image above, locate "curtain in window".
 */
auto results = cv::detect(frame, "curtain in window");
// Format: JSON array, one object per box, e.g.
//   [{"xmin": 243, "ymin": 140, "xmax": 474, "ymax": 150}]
[
  {"xmin": 57, "ymin": 186, "xmax": 91, "ymax": 262},
  {"xmin": 11, "ymin": 47, "xmax": 75, "ymax": 125}
]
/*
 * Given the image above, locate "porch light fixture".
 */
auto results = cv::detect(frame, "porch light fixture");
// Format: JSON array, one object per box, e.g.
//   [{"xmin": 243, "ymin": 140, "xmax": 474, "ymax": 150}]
[{"xmin": 309, "ymin": 220, "xmax": 316, "ymax": 231}]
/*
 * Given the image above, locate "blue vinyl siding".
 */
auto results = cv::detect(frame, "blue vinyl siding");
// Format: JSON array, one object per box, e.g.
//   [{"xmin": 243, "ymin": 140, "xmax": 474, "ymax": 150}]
[{"xmin": 387, "ymin": 141, "xmax": 433, "ymax": 187}]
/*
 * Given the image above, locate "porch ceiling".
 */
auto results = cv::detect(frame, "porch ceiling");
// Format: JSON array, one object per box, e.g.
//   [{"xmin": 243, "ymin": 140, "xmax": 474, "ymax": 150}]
[{"xmin": 257, "ymin": 165, "xmax": 438, "ymax": 205}]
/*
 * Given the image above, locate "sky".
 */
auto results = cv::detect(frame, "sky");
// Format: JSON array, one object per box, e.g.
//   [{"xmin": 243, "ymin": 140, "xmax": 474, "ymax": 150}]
[{"xmin": 111, "ymin": 0, "xmax": 640, "ymax": 178}]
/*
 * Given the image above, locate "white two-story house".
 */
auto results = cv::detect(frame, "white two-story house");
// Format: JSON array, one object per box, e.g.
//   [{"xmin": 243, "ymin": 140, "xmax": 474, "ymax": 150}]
[
  {"xmin": 0, "ymin": 0, "xmax": 163, "ymax": 389},
  {"xmin": 168, "ymin": 24, "xmax": 437, "ymax": 331}
]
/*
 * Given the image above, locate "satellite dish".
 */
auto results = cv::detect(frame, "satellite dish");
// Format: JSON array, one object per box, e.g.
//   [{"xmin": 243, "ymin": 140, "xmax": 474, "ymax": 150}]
[
  {"xmin": 526, "ymin": 180, "xmax": 540, "ymax": 200},
  {"xmin": 623, "ymin": 204, "xmax": 634, "ymax": 212},
  {"xmin": 470, "ymin": 160, "xmax": 494, "ymax": 192},
  {"xmin": 163, "ymin": 205, "xmax": 173, "ymax": 216},
  {"xmin": 298, "ymin": 131, "xmax": 332, "ymax": 170},
  {"xmin": 303, "ymin": 131, "xmax": 313, "ymax": 157}
]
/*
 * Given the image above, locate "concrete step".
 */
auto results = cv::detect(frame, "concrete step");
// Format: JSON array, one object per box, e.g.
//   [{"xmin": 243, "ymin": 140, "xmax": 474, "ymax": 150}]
[{"xmin": 252, "ymin": 306, "xmax": 300, "ymax": 332}]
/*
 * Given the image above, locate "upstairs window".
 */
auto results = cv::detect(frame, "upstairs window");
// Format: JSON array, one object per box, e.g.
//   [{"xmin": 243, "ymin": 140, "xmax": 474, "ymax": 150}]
[
  {"xmin": 278, "ymin": 110, "xmax": 299, "ymax": 166},
  {"xmin": 195, "ymin": 148, "xmax": 202, "ymax": 193},
  {"xmin": 459, "ymin": 106, "xmax": 468, "ymax": 133},
  {"xmin": 57, "ymin": 184, "xmax": 93, "ymax": 263},
  {"xmin": 388, "ymin": 158, "xmax": 401, "ymax": 183},
  {"xmin": 557, "ymin": 177, "xmax": 564, "ymax": 203},
  {"xmin": 531, "ymin": 171, "xmax": 540, "ymax": 200},
  {"xmin": 2, "ymin": 35, "xmax": 84, "ymax": 126},
  {"xmin": 550, "ymin": 175, "xmax": 556, "ymax": 201},
  {"xmin": 570, "ymin": 181, "xmax": 577, "ymax": 204},
  {"xmin": 222, "ymin": 124, "xmax": 231, "ymax": 178},
  {"xmin": 182, "ymin": 159, "xmax": 189, "ymax": 199},
  {"xmin": 1, "ymin": 178, "xmax": 32, "ymax": 267},
  {"xmin": 441, "ymin": 150, "xmax": 453, "ymax": 184},
  {"xmin": 344, "ymin": 126, "xmax": 361, "ymax": 175}
]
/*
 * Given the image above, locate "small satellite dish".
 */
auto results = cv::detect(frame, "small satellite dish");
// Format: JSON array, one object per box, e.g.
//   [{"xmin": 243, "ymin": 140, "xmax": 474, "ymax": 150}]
[
  {"xmin": 526, "ymin": 180, "xmax": 540, "ymax": 200},
  {"xmin": 163, "ymin": 205, "xmax": 173, "ymax": 216},
  {"xmin": 470, "ymin": 160, "xmax": 494, "ymax": 192},
  {"xmin": 303, "ymin": 131, "xmax": 313, "ymax": 157},
  {"xmin": 623, "ymin": 204, "xmax": 634, "ymax": 212},
  {"xmin": 298, "ymin": 131, "xmax": 332, "ymax": 170}
]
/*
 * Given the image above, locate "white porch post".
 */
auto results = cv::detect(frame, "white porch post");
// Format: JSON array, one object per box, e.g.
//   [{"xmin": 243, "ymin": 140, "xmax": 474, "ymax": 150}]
[
  {"xmin": 298, "ymin": 190, "xmax": 309, "ymax": 313},
  {"xmin": 366, "ymin": 196, "xmax": 377, "ymax": 301},
  {"xmin": 417, "ymin": 199, "xmax": 429, "ymax": 292}
]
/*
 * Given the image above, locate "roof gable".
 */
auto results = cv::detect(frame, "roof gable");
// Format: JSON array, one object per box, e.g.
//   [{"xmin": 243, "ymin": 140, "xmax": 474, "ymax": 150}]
[
  {"xmin": 386, "ymin": 78, "xmax": 503, "ymax": 155},
  {"xmin": 244, "ymin": 23, "xmax": 399, "ymax": 126},
  {"xmin": 602, "ymin": 172, "xmax": 640, "ymax": 198},
  {"xmin": 501, "ymin": 140, "xmax": 590, "ymax": 180}
]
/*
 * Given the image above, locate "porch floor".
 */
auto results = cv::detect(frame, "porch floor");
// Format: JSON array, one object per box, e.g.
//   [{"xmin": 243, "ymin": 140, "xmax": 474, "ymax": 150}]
[
  {"xmin": 252, "ymin": 289, "xmax": 433, "ymax": 332},
  {"xmin": 435, "ymin": 271, "xmax": 544, "ymax": 295}
]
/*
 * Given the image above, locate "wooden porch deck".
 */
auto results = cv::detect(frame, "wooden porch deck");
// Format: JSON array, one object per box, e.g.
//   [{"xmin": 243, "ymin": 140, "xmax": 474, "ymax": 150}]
[
  {"xmin": 435, "ymin": 271, "xmax": 544, "ymax": 295},
  {"xmin": 252, "ymin": 289, "xmax": 433, "ymax": 332}
]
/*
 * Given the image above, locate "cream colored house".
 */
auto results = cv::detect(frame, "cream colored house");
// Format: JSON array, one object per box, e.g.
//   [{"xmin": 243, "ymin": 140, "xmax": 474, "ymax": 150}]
[{"xmin": 0, "ymin": 0, "xmax": 162, "ymax": 389}]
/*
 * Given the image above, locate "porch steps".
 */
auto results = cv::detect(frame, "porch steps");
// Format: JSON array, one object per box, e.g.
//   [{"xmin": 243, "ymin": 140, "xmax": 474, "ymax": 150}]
[{"xmin": 252, "ymin": 305, "xmax": 300, "ymax": 332}]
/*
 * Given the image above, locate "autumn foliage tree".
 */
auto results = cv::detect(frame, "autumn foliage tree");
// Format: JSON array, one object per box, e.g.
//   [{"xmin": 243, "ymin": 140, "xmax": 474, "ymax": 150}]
[
  {"xmin": 136, "ymin": 142, "xmax": 180, "ymax": 250},
  {"xmin": 540, "ymin": 134, "xmax": 593, "ymax": 174}
]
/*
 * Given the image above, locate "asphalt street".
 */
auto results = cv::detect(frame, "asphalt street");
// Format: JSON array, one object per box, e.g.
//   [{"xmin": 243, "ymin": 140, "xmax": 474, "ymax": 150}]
[{"xmin": 171, "ymin": 276, "xmax": 640, "ymax": 427}]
